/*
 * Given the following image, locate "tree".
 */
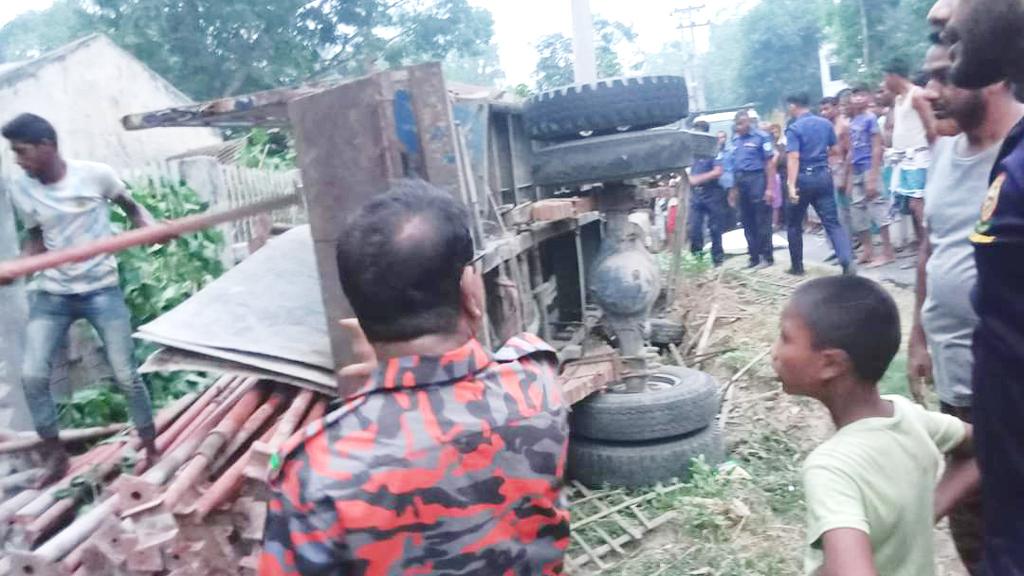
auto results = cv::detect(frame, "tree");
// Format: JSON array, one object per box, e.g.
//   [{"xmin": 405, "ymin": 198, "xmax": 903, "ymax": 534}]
[
  {"xmin": 532, "ymin": 33, "xmax": 575, "ymax": 91},
  {"xmin": 444, "ymin": 43, "xmax": 505, "ymax": 87},
  {"xmin": 734, "ymin": 0, "xmax": 826, "ymax": 110},
  {"xmin": 531, "ymin": 18, "xmax": 640, "ymax": 91},
  {"xmin": 0, "ymin": 0, "xmax": 496, "ymax": 100},
  {"xmin": 642, "ymin": 41, "xmax": 690, "ymax": 77},
  {"xmin": 699, "ymin": 21, "xmax": 746, "ymax": 109},
  {"xmin": 829, "ymin": 0, "xmax": 933, "ymax": 81},
  {"xmin": 0, "ymin": 1, "xmax": 93, "ymax": 62}
]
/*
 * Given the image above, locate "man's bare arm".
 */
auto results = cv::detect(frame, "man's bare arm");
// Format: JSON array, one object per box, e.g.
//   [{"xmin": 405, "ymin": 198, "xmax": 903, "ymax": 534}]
[
  {"xmin": 109, "ymin": 189, "xmax": 156, "ymax": 229},
  {"xmin": 838, "ymin": 121, "xmax": 851, "ymax": 159},
  {"xmin": 819, "ymin": 529, "xmax": 879, "ymax": 576},
  {"xmin": 867, "ymin": 132, "xmax": 883, "ymax": 198},
  {"xmin": 908, "ymin": 228, "xmax": 933, "ymax": 388},
  {"xmin": 765, "ymin": 152, "xmax": 778, "ymax": 204},
  {"xmin": 935, "ymin": 424, "xmax": 978, "ymax": 522},
  {"xmin": 913, "ymin": 91, "xmax": 938, "ymax": 145}
]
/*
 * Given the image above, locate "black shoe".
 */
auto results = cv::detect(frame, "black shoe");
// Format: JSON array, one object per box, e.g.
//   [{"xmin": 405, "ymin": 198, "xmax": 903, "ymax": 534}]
[
  {"xmin": 746, "ymin": 259, "xmax": 760, "ymax": 269},
  {"xmin": 825, "ymin": 252, "xmax": 838, "ymax": 263},
  {"xmin": 786, "ymin": 266, "xmax": 805, "ymax": 276},
  {"xmin": 713, "ymin": 260, "xmax": 724, "ymax": 268},
  {"xmin": 756, "ymin": 261, "xmax": 774, "ymax": 270}
]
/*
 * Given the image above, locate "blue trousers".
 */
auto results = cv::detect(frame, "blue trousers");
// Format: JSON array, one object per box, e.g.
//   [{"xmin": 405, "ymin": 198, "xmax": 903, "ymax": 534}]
[
  {"xmin": 688, "ymin": 186, "xmax": 728, "ymax": 264},
  {"xmin": 22, "ymin": 286, "xmax": 155, "ymax": 440},
  {"xmin": 786, "ymin": 167, "xmax": 853, "ymax": 270},
  {"xmin": 735, "ymin": 170, "xmax": 773, "ymax": 264}
]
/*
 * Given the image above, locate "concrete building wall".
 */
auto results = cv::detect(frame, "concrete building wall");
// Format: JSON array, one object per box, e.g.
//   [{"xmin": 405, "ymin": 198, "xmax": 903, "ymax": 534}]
[
  {"xmin": 0, "ymin": 159, "xmax": 30, "ymax": 432},
  {"xmin": 0, "ymin": 34, "xmax": 221, "ymax": 173}
]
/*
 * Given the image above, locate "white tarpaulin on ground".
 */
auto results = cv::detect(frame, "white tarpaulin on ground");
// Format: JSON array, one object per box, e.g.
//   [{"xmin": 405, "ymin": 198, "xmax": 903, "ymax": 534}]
[{"xmin": 716, "ymin": 229, "xmax": 789, "ymax": 256}]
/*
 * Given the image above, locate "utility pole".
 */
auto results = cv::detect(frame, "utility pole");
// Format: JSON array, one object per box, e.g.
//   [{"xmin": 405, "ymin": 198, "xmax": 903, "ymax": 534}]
[
  {"xmin": 571, "ymin": 0, "xmax": 598, "ymax": 84},
  {"xmin": 674, "ymin": 1, "xmax": 710, "ymax": 112},
  {"xmin": 857, "ymin": 0, "xmax": 871, "ymax": 69}
]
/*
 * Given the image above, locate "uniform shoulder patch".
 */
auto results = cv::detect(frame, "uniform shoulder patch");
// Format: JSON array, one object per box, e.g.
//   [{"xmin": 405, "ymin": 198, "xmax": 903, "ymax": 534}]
[{"xmin": 971, "ymin": 172, "xmax": 1006, "ymax": 244}]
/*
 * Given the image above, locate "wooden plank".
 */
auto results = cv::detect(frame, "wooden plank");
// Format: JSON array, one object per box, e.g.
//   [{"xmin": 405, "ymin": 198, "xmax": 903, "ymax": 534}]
[{"xmin": 531, "ymin": 197, "xmax": 595, "ymax": 222}]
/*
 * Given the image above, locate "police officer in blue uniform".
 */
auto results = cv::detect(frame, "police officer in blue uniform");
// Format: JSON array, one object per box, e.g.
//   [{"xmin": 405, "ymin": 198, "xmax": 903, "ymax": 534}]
[
  {"xmin": 687, "ymin": 121, "xmax": 727, "ymax": 266},
  {"xmin": 783, "ymin": 92, "xmax": 855, "ymax": 275},
  {"xmin": 731, "ymin": 110, "xmax": 777, "ymax": 268},
  {"xmin": 936, "ymin": 0, "xmax": 1024, "ymax": 572}
]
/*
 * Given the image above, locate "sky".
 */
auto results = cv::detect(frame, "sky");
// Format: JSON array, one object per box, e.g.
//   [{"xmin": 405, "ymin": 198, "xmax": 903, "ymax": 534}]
[
  {"xmin": 1, "ymin": 0, "xmax": 756, "ymax": 86},
  {"xmin": 471, "ymin": 0, "xmax": 728, "ymax": 85},
  {"xmin": 0, "ymin": 0, "xmax": 54, "ymax": 27}
]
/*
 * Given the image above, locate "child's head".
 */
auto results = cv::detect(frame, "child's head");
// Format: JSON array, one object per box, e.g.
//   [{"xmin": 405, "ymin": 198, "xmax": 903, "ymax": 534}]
[{"xmin": 773, "ymin": 276, "xmax": 901, "ymax": 396}]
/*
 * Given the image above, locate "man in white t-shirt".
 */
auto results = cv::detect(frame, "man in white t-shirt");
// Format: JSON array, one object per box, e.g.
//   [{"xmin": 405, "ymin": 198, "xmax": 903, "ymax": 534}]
[
  {"xmin": 884, "ymin": 57, "xmax": 937, "ymax": 245},
  {"xmin": 1, "ymin": 113, "xmax": 159, "ymax": 485}
]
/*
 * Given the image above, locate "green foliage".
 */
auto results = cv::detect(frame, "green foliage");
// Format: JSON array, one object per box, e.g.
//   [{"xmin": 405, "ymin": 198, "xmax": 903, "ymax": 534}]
[
  {"xmin": 110, "ymin": 179, "xmax": 224, "ymax": 328},
  {"xmin": 700, "ymin": 21, "xmax": 747, "ymax": 110},
  {"xmin": 641, "ymin": 40, "xmax": 690, "ymax": 77},
  {"xmin": 0, "ymin": 1, "xmax": 93, "ymax": 62},
  {"xmin": 829, "ymin": 0, "xmax": 934, "ymax": 82},
  {"xmin": 532, "ymin": 18, "xmax": 641, "ymax": 91},
  {"xmin": 239, "ymin": 129, "xmax": 296, "ymax": 171},
  {"xmin": 511, "ymin": 83, "xmax": 534, "ymax": 99},
  {"xmin": 58, "ymin": 386, "xmax": 127, "ymax": 429},
  {"xmin": 112, "ymin": 178, "xmax": 224, "ymax": 410},
  {"xmin": 532, "ymin": 33, "xmax": 575, "ymax": 91},
  {"xmin": 878, "ymin": 353, "xmax": 911, "ymax": 397},
  {"xmin": 667, "ymin": 0, "xmax": 827, "ymax": 112},
  {"xmin": 735, "ymin": 0, "xmax": 827, "ymax": 110},
  {"xmin": 443, "ymin": 43, "xmax": 506, "ymax": 87},
  {"xmin": 734, "ymin": 431, "xmax": 804, "ymax": 516},
  {"xmin": 0, "ymin": 0, "xmax": 497, "ymax": 100}
]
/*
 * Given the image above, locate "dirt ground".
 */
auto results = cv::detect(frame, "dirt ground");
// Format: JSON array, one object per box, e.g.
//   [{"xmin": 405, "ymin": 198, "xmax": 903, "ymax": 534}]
[{"xmin": 571, "ymin": 253, "xmax": 968, "ymax": 575}]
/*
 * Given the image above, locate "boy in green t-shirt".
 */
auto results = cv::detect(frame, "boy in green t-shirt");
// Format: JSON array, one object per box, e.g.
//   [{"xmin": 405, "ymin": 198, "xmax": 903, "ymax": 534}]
[{"xmin": 772, "ymin": 276, "xmax": 979, "ymax": 575}]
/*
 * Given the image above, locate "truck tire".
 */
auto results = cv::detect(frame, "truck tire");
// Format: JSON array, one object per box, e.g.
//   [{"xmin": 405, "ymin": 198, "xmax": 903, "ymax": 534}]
[
  {"xmin": 569, "ymin": 424, "xmax": 725, "ymax": 489},
  {"xmin": 531, "ymin": 128, "xmax": 717, "ymax": 187},
  {"xmin": 648, "ymin": 318, "xmax": 686, "ymax": 346},
  {"xmin": 524, "ymin": 76, "xmax": 689, "ymax": 142},
  {"xmin": 570, "ymin": 366, "xmax": 720, "ymax": 442}
]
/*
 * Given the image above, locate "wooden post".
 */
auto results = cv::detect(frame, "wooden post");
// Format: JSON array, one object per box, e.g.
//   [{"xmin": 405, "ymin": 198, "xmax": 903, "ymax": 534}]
[{"xmin": 666, "ymin": 176, "xmax": 691, "ymax": 305}]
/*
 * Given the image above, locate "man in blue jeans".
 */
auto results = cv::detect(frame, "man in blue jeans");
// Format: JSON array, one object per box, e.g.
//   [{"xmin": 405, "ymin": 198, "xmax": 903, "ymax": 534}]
[
  {"xmin": 784, "ymin": 93, "xmax": 855, "ymax": 276},
  {"xmin": 1, "ymin": 113, "xmax": 159, "ymax": 485},
  {"xmin": 732, "ymin": 110, "xmax": 777, "ymax": 268}
]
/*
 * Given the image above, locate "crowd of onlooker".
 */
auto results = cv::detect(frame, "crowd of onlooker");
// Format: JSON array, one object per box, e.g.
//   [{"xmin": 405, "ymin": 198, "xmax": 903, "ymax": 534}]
[
  {"xmin": 674, "ymin": 1, "xmax": 1024, "ymax": 573},
  {"xmin": 683, "ymin": 59, "xmax": 940, "ymax": 276}
]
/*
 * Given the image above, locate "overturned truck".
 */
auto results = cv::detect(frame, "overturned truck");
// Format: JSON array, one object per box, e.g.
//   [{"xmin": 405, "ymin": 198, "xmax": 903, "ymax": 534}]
[{"xmin": 124, "ymin": 63, "xmax": 725, "ymax": 490}]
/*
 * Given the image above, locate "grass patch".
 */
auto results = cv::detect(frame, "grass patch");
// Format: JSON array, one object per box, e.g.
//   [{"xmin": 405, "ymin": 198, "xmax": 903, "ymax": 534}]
[
  {"xmin": 878, "ymin": 354, "xmax": 910, "ymax": 398},
  {"xmin": 586, "ymin": 431, "xmax": 806, "ymax": 576},
  {"xmin": 658, "ymin": 251, "xmax": 715, "ymax": 278}
]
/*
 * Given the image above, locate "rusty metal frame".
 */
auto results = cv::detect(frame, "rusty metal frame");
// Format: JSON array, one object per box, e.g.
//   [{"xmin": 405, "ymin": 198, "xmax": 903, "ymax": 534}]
[{"xmin": 119, "ymin": 63, "xmax": 606, "ymax": 401}]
